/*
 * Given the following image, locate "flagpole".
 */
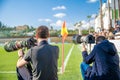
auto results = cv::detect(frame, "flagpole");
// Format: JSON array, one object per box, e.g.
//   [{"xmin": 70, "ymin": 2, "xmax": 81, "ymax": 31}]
[
  {"xmin": 61, "ymin": 21, "xmax": 68, "ymax": 74},
  {"xmin": 62, "ymin": 38, "xmax": 64, "ymax": 74}
]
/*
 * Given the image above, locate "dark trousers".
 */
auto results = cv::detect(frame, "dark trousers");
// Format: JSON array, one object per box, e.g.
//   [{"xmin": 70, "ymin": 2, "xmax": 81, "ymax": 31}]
[{"xmin": 16, "ymin": 64, "xmax": 32, "ymax": 80}]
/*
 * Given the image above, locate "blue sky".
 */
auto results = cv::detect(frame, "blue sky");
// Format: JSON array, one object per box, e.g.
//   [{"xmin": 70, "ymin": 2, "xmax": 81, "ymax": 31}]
[{"xmin": 0, "ymin": 0, "xmax": 106, "ymax": 29}]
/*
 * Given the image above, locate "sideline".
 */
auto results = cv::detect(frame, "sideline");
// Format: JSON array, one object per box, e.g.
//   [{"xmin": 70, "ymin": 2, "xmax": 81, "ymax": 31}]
[
  {"xmin": 59, "ymin": 44, "xmax": 74, "ymax": 74},
  {"xmin": 0, "ymin": 71, "xmax": 16, "ymax": 74}
]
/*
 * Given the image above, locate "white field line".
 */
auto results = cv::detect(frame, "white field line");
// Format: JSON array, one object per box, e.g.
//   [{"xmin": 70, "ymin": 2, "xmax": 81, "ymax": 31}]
[
  {"xmin": 59, "ymin": 44, "xmax": 74, "ymax": 74},
  {"xmin": 0, "ymin": 67, "xmax": 62, "ymax": 74},
  {"xmin": 0, "ymin": 71, "xmax": 16, "ymax": 74}
]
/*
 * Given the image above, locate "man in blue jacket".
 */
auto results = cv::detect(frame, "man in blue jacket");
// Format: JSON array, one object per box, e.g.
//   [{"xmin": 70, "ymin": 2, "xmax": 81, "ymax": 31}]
[{"xmin": 80, "ymin": 36, "xmax": 120, "ymax": 80}]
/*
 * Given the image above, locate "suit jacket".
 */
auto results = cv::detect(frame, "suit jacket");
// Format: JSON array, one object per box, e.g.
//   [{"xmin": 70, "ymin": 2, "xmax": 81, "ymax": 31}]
[{"xmin": 24, "ymin": 40, "xmax": 59, "ymax": 80}]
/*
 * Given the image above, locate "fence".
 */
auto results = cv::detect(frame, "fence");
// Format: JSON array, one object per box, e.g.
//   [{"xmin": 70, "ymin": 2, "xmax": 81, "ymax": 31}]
[{"xmin": 109, "ymin": 40, "xmax": 120, "ymax": 53}]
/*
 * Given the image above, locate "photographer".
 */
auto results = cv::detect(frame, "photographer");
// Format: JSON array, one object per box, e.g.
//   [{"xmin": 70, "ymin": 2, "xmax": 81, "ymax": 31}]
[
  {"xmin": 80, "ymin": 36, "xmax": 120, "ymax": 80},
  {"xmin": 17, "ymin": 26, "xmax": 59, "ymax": 80}
]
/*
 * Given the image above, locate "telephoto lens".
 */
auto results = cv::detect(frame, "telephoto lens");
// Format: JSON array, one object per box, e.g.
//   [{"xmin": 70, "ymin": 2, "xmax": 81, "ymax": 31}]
[
  {"xmin": 4, "ymin": 40, "xmax": 28, "ymax": 52},
  {"xmin": 72, "ymin": 34, "xmax": 95, "ymax": 44},
  {"xmin": 4, "ymin": 37, "xmax": 37, "ymax": 52}
]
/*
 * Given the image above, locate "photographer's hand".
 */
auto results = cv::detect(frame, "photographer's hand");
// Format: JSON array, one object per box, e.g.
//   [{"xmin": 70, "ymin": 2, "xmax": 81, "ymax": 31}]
[
  {"xmin": 18, "ymin": 49, "xmax": 24, "ymax": 58},
  {"xmin": 17, "ymin": 49, "xmax": 28, "ymax": 68},
  {"xmin": 81, "ymin": 43, "xmax": 87, "ymax": 52}
]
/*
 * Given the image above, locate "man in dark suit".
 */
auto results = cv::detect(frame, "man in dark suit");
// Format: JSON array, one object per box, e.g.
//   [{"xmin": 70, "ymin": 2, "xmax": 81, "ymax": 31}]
[
  {"xmin": 17, "ymin": 26, "xmax": 59, "ymax": 80},
  {"xmin": 80, "ymin": 36, "xmax": 120, "ymax": 80}
]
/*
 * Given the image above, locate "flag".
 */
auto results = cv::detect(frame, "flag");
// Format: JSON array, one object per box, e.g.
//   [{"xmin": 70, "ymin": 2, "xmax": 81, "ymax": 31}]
[
  {"xmin": 61, "ymin": 21, "xmax": 68, "ymax": 73},
  {"xmin": 61, "ymin": 21, "xmax": 68, "ymax": 40}
]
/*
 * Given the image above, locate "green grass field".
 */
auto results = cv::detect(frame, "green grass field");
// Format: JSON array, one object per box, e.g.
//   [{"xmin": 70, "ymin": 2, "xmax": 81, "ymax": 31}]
[{"xmin": 0, "ymin": 43, "xmax": 83, "ymax": 80}]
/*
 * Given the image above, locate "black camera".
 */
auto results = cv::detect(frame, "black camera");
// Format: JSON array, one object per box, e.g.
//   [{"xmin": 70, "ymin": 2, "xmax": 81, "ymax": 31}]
[
  {"xmin": 72, "ymin": 34, "xmax": 95, "ymax": 44},
  {"xmin": 4, "ymin": 37, "xmax": 37, "ymax": 52},
  {"xmin": 116, "ymin": 20, "xmax": 120, "ymax": 26}
]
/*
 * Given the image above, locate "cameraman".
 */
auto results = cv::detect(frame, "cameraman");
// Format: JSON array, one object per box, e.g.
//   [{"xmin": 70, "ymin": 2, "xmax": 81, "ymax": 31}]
[
  {"xmin": 80, "ymin": 36, "xmax": 120, "ymax": 80},
  {"xmin": 17, "ymin": 26, "xmax": 59, "ymax": 80}
]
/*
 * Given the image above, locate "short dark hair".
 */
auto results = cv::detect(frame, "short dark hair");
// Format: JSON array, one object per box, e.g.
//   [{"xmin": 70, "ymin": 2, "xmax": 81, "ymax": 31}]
[
  {"xmin": 96, "ymin": 36, "xmax": 106, "ymax": 44},
  {"xmin": 36, "ymin": 25, "xmax": 49, "ymax": 38}
]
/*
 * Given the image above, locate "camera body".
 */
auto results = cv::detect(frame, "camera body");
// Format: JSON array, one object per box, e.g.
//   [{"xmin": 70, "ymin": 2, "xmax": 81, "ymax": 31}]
[
  {"xmin": 116, "ymin": 20, "xmax": 120, "ymax": 26},
  {"xmin": 72, "ymin": 34, "xmax": 95, "ymax": 44},
  {"xmin": 4, "ymin": 37, "xmax": 37, "ymax": 52}
]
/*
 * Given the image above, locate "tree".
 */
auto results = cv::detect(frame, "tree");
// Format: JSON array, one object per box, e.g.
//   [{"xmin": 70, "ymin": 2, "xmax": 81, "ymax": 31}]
[
  {"xmin": 113, "ymin": 0, "xmax": 116, "ymax": 27},
  {"xmin": 118, "ymin": 0, "xmax": 120, "ymax": 18},
  {"xmin": 87, "ymin": 15, "xmax": 91, "ymax": 20},
  {"xmin": 87, "ymin": 15, "xmax": 91, "ymax": 33},
  {"xmin": 0, "ymin": 21, "xmax": 2, "ymax": 28},
  {"xmin": 2, "ymin": 24, "xmax": 6, "ymax": 30},
  {"xmin": 108, "ymin": 0, "xmax": 112, "ymax": 29},
  {"xmin": 30, "ymin": 26, "xmax": 35, "ymax": 31},
  {"xmin": 100, "ymin": 0, "xmax": 103, "ymax": 29},
  {"xmin": 74, "ymin": 21, "xmax": 83, "ymax": 35},
  {"xmin": 50, "ymin": 26, "xmax": 53, "ymax": 31}
]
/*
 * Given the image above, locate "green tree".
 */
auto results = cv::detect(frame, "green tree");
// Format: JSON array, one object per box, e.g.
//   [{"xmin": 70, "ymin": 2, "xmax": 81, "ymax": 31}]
[
  {"xmin": 118, "ymin": 0, "xmax": 120, "ymax": 18},
  {"xmin": 50, "ymin": 26, "xmax": 53, "ymax": 31},
  {"xmin": 0, "ymin": 21, "xmax": 2, "ymax": 28}
]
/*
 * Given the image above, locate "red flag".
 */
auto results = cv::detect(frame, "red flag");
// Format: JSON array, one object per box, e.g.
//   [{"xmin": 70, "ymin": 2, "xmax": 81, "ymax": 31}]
[{"xmin": 61, "ymin": 21, "xmax": 68, "ymax": 40}]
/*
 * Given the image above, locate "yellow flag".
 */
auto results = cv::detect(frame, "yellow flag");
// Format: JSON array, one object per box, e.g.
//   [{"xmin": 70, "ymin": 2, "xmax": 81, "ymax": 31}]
[{"xmin": 61, "ymin": 21, "xmax": 68, "ymax": 40}]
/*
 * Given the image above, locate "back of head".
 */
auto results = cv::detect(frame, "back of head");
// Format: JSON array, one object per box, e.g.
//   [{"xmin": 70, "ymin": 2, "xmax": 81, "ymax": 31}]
[
  {"xmin": 96, "ymin": 36, "xmax": 106, "ymax": 44},
  {"xmin": 96, "ymin": 36, "xmax": 117, "ymax": 56},
  {"xmin": 36, "ymin": 25, "xmax": 49, "ymax": 39}
]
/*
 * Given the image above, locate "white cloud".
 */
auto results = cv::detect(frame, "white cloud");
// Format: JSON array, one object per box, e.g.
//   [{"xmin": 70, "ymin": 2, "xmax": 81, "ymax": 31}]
[
  {"xmin": 50, "ymin": 21, "xmax": 70, "ymax": 30},
  {"xmin": 77, "ymin": 14, "xmax": 96, "ymax": 29},
  {"xmin": 81, "ymin": 20, "xmax": 87, "ymax": 24},
  {"xmin": 74, "ymin": 20, "xmax": 87, "ymax": 29},
  {"xmin": 38, "ymin": 18, "xmax": 52, "ymax": 22},
  {"xmin": 67, "ymin": 23, "xmax": 75, "ymax": 30},
  {"xmin": 53, "ymin": 13, "xmax": 66, "ymax": 18},
  {"xmin": 81, "ymin": 19, "xmax": 95, "ymax": 29},
  {"xmin": 81, "ymin": 20, "xmax": 89, "ymax": 29},
  {"xmin": 50, "ymin": 21, "xmax": 74, "ymax": 30},
  {"xmin": 74, "ymin": 19, "xmax": 95, "ymax": 30},
  {"xmin": 87, "ymin": 0, "xmax": 98, "ymax": 3},
  {"xmin": 56, "ymin": 20, "xmax": 63, "ymax": 26},
  {"xmin": 50, "ymin": 20, "xmax": 63, "ymax": 27},
  {"xmin": 91, "ymin": 14, "xmax": 97, "ymax": 18},
  {"xmin": 52, "ymin": 6, "xmax": 66, "ymax": 10},
  {"xmin": 90, "ymin": 19, "xmax": 95, "ymax": 26}
]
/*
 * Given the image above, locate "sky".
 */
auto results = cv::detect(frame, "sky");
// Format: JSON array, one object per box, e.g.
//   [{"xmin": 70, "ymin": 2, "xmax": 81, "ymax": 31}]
[{"xmin": 0, "ymin": 0, "xmax": 106, "ymax": 30}]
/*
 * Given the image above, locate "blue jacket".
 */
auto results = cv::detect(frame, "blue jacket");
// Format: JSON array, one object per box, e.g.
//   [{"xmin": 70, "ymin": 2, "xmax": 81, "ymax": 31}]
[{"xmin": 82, "ymin": 40, "xmax": 120, "ymax": 80}]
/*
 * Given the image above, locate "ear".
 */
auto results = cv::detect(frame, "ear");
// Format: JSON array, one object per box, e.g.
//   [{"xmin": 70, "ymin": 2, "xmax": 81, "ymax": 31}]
[
  {"xmin": 36, "ymin": 34, "xmax": 38, "ymax": 39},
  {"xmin": 48, "ymin": 33, "xmax": 50, "ymax": 37}
]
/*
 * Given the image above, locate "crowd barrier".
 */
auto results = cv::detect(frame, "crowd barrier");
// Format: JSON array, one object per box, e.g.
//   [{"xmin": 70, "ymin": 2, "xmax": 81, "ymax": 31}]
[
  {"xmin": 109, "ymin": 40, "xmax": 120, "ymax": 53},
  {"xmin": 88, "ymin": 40, "xmax": 120, "ymax": 53}
]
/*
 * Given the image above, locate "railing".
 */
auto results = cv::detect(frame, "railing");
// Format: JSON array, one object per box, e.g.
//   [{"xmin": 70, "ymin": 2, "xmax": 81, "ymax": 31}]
[{"xmin": 109, "ymin": 40, "xmax": 120, "ymax": 53}]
